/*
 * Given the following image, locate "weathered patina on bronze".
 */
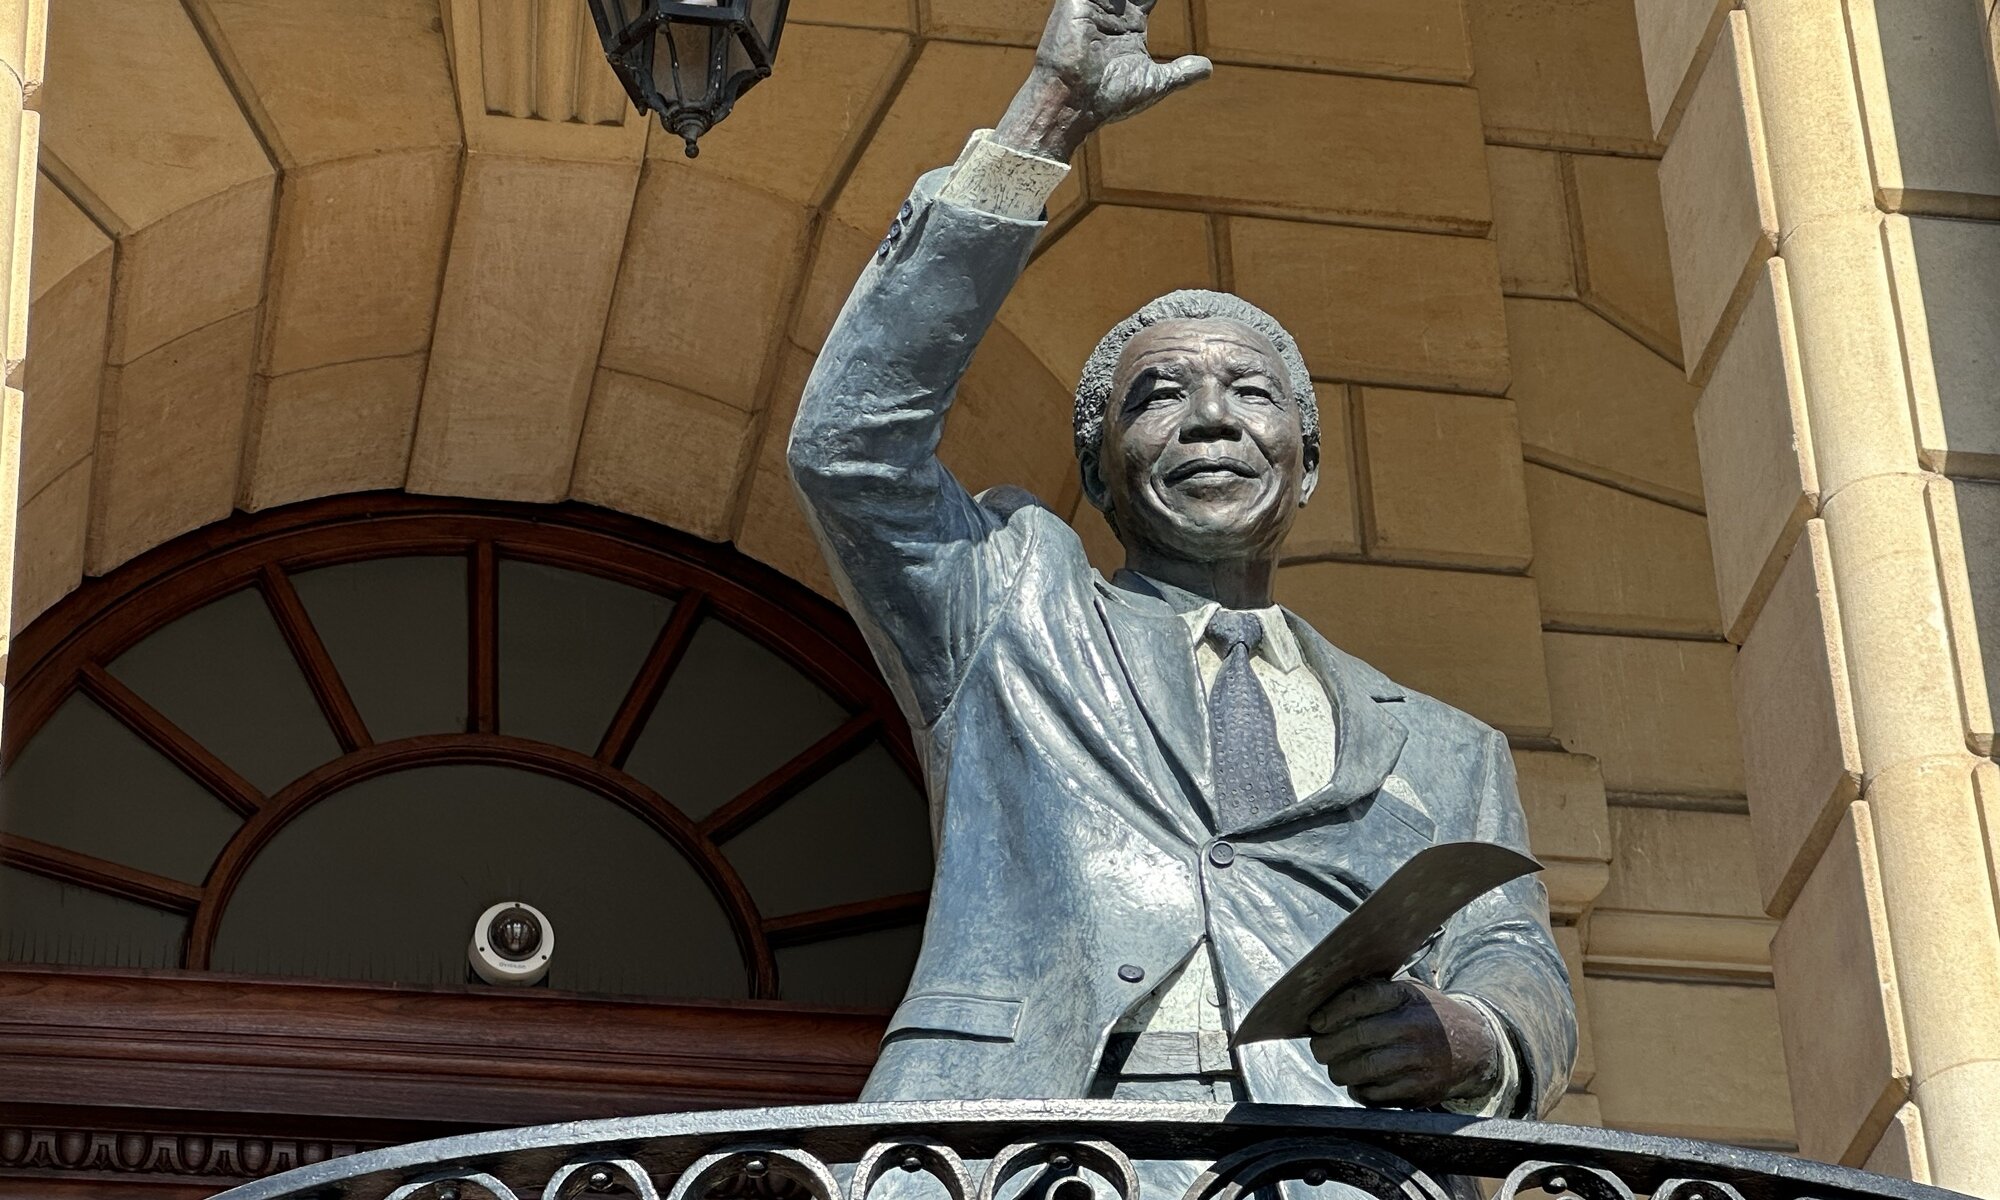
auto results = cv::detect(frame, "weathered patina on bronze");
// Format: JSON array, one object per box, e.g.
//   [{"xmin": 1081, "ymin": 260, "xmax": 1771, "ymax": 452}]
[{"xmin": 785, "ymin": 0, "xmax": 1573, "ymax": 1123}]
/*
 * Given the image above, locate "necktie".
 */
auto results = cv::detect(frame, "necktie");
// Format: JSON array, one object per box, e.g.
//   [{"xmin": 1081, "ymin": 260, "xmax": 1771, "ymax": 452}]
[{"xmin": 1206, "ymin": 609, "xmax": 1296, "ymax": 829}]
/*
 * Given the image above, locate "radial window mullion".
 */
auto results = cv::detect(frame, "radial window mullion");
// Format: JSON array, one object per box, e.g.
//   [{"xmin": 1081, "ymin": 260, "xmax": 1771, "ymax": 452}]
[
  {"xmin": 760, "ymin": 890, "xmax": 927, "ymax": 949},
  {"xmin": 258, "ymin": 564, "xmax": 372, "ymax": 753},
  {"xmin": 291, "ymin": 555, "xmax": 470, "ymax": 741},
  {"xmin": 76, "ymin": 665, "xmax": 264, "ymax": 817},
  {"xmin": 0, "ymin": 833, "xmax": 205, "ymax": 913},
  {"xmin": 698, "ymin": 710, "xmax": 880, "ymax": 842},
  {"xmin": 470, "ymin": 542, "xmax": 500, "ymax": 735},
  {"xmin": 598, "ymin": 590, "xmax": 708, "ymax": 767}
]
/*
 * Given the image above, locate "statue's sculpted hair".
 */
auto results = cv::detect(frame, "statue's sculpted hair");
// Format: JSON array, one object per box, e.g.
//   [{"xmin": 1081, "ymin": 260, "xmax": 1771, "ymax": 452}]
[{"xmin": 1073, "ymin": 289, "xmax": 1319, "ymax": 480}]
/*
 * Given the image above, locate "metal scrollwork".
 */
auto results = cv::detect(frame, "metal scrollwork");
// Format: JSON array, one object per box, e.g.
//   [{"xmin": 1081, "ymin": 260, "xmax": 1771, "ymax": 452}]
[
  {"xmin": 668, "ymin": 1148, "xmax": 842, "ymax": 1200},
  {"xmin": 1652, "ymin": 1180, "xmax": 1748, "ymax": 1200},
  {"xmin": 198, "ymin": 1101, "xmax": 1971, "ymax": 1200},
  {"xmin": 386, "ymin": 1172, "xmax": 522, "ymax": 1200},
  {"xmin": 1183, "ymin": 1137, "xmax": 1453, "ymax": 1200},
  {"xmin": 853, "ymin": 1139, "xmax": 976, "ymax": 1200},
  {"xmin": 547, "ymin": 1159, "xmax": 663, "ymax": 1200},
  {"xmin": 1494, "ymin": 1162, "xmax": 1634, "ymax": 1200},
  {"xmin": 979, "ymin": 1140, "xmax": 1141, "ymax": 1200}
]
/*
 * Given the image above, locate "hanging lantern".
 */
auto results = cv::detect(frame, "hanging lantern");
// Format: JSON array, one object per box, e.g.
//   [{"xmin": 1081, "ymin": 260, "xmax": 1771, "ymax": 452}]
[{"xmin": 586, "ymin": 0, "xmax": 790, "ymax": 158}]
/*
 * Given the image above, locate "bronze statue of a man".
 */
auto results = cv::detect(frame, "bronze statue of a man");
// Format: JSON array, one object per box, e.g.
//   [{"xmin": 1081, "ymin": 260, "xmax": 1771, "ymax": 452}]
[{"xmin": 789, "ymin": 0, "xmax": 1575, "ymax": 1120}]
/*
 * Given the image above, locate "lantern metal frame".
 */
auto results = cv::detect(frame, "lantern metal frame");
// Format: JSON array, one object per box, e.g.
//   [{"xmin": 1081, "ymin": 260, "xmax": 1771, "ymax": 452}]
[{"xmin": 587, "ymin": 0, "xmax": 792, "ymax": 158}]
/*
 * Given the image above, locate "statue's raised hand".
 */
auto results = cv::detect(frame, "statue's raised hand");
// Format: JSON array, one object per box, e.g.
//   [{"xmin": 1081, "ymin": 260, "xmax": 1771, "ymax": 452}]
[{"xmin": 994, "ymin": 0, "xmax": 1212, "ymax": 163}]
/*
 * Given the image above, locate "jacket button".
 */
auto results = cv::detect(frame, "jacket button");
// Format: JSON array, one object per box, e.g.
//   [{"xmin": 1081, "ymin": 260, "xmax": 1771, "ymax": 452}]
[
  {"xmin": 1118, "ymin": 964, "xmax": 1145, "ymax": 984},
  {"xmin": 876, "ymin": 237, "xmax": 894, "ymax": 262},
  {"xmin": 899, "ymin": 200, "xmax": 915, "ymax": 222},
  {"xmin": 1208, "ymin": 841, "xmax": 1237, "ymax": 867}
]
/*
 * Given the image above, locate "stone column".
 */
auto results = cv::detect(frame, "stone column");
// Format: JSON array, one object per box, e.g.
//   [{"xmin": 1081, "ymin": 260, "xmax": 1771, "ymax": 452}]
[
  {"xmin": 0, "ymin": 0, "xmax": 43, "ymax": 714},
  {"xmin": 1637, "ymin": 0, "xmax": 2000, "ymax": 1192}
]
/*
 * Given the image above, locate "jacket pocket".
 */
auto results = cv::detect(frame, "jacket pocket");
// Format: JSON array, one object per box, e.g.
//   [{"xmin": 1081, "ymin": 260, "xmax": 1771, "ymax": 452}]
[
  {"xmin": 883, "ymin": 992, "xmax": 1022, "ymax": 1043},
  {"xmin": 1374, "ymin": 775, "xmax": 1438, "ymax": 843}
]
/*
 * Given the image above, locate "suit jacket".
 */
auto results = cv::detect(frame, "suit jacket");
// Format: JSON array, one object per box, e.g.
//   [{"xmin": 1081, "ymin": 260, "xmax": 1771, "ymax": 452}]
[{"xmin": 788, "ymin": 167, "xmax": 1577, "ymax": 1117}]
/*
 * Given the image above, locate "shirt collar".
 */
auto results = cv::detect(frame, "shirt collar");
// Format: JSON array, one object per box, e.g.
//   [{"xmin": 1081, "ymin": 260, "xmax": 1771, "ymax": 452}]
[{"xmin": 1126, "ymin": 572, "xmax": 1304, "ymax": 673}]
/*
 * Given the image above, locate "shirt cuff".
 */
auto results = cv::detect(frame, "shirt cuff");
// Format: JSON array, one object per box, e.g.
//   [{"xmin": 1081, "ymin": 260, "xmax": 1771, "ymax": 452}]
[
  {"xmin": 935, "ymin": 128, "xmax": 1071, "ymax": 221},
  {"xmin": 1440, "ymin": 994, "xmax": 1523, "ymax": 1119}
]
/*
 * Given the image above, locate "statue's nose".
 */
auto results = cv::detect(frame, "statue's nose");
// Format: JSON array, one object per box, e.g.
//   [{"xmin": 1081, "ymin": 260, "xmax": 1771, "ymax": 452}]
[{"xmin": 1179, "ymin": 383, "xmax": 1240, "ymax": 441}]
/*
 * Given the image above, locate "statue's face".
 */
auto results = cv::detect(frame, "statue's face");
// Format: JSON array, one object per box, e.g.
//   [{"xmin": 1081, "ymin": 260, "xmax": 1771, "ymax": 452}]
[{"xmin": 1089, "ymin": 317, "xmax": 1318, "ymax": 563}]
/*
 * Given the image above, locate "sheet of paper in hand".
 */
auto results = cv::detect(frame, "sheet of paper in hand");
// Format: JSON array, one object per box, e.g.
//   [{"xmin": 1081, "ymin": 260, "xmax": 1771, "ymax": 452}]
[{"xmin": 1230, "ymin": 841, "xmax": 1543, "ymax": 1046}]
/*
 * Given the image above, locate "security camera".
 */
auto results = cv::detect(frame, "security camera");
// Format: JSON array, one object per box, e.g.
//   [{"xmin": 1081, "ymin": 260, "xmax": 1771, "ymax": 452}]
[{"xmin": 468, "ymin": 900, "xmax": 554, "ymax": 987}]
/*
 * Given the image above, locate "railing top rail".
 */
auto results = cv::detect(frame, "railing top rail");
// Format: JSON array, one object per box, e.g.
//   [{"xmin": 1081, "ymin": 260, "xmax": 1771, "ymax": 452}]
[{"xmin": 208, "ymin": 1102, "xmax": 1965, "ymax": 1200}]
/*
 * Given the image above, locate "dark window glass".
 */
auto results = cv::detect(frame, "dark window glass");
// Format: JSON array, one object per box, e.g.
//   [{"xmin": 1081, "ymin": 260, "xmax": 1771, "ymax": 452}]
[
  {"xmin": 293, "ymin": 556, "xmax": 469, "ymax": 740},
  {"xmin": 722, "ymin": 741, "xmax": 932, "ymax": 918},
  {"xmin": 211, "ymin": 764, "xmax": 746, "ymax": 999},
  {"xmin": 775, "ymin": 923, "xmax": 923, "ymax": 1009},
  {"xmin": 107, "ymin": 587, "xmax": 341, "ymax": 794},
  {"xmin": 0, "ymin": 694, "xmax": 240, "ymax": 884},
  {"xmin": 0, "ymin": 866, "xmax": 186, "ymax": 968},
  {"xmin": 498, "ymin": 562, "xmax": 673, "ymax": 753},
  {"xmin": 625, "ymin": 618, "xmax": 848, "ymax": 820}
]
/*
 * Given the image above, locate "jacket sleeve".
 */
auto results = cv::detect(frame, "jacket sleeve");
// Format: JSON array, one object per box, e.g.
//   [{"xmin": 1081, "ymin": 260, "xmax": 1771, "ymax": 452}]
[
  {"xmin": 1434, "ymin": 730, "xmax": 1580, "ymax": 1118},
  {"xmin": 787, "ymin": 168, "xmax": 1048, "ymax": 728}
]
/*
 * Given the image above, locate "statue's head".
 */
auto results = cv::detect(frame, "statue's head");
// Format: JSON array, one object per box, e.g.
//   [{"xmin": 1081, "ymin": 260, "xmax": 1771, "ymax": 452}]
[{"xmin": 1075, "ymin": 290, "xmax": 1320, "ymax": 566}]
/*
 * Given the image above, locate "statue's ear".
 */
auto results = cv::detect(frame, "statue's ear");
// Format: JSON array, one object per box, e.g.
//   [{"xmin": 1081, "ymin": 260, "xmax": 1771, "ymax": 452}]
[
  {"xmin": 1298, "ymin": 440, "xmax": 1321, "ymax": 508},
  {"xmin": 1080, "ymin": 447, "xmax": 1114, "ymax": 515}
]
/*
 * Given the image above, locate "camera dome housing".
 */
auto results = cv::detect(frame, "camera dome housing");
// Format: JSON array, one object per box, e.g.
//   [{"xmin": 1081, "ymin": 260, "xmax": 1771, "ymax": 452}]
[{"xmin": 468, "ymin": 900, "xmax": 554, "ymax": 986}]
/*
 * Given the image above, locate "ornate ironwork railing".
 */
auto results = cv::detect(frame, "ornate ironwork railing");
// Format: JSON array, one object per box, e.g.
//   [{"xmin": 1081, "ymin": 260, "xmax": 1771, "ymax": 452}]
[{"xmin": 208, "ymin": 1102, "xmax": 1964, "ymax": 1200}]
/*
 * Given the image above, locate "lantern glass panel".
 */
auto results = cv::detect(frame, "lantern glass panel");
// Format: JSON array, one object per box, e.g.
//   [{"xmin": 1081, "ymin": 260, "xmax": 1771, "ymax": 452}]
[
  {"xmin": 651, "ymin": 20, "xmax": 722, "ymax": 106},
  {"xmin": 726, "ymin": 23, "xmax": 756, "ymax": 82},
  {"xmin": 748, "ymin": 0, "xmax": 785, "ymax": 53}
]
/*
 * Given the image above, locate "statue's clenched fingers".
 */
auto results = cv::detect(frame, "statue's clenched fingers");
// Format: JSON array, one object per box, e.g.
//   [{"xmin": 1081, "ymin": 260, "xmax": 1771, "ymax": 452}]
[
  {"xmin": 1350, "ymin": 1069, "xmax": 1447, "ymax": 1107},
  {"xmin": 1322, "ymin": 1043, "xmax": 1427, "ymax": 1088},
  {"xmin": 1309, "ymin": 978, "xmax": 1409, "ymax": 1034},
  {"xmin": 1308, "ymin": 1012, "xmax": 1410, "ymax": 1066}
]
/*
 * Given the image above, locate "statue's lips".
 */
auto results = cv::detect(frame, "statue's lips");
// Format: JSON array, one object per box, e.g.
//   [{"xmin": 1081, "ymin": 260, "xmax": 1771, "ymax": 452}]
[{"xmin": 1164, "ymin": 457, "xmax": 1259, "ymax": 485}]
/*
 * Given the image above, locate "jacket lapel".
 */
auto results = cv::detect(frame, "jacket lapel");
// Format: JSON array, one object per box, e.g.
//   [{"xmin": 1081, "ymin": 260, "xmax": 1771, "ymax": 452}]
[
  {"xmin": 1233, "ymin": 611, "xmax": 1409, "ymax": 836},
  {"xmin": 1093, "ymin": 573, "xmax": 1214, "ymax": 821}
]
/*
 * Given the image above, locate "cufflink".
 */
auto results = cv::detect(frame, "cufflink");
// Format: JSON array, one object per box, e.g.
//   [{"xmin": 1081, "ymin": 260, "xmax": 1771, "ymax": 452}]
[{"xmin": 877, "ymin": 215, "xmax": 905, "ymax": 263}]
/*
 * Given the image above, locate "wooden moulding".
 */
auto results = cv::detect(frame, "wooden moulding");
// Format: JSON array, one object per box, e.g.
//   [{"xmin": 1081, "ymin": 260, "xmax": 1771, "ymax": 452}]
[{"xmin": 0, "ymin": 965, "xmax": 884, "ymax": 1132}]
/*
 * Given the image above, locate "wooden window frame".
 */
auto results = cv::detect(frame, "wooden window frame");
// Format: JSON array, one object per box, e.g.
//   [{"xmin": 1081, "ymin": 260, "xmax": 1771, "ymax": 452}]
[{"xmin": 0, "ymin": 494, "xmax": 916, "ymax": 1149}]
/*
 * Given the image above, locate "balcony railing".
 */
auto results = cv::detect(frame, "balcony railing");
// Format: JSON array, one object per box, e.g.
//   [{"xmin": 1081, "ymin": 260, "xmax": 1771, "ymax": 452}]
[{"xmin": 206, "ymin": 1102, "xmax": 1964, "ymax": 1200}]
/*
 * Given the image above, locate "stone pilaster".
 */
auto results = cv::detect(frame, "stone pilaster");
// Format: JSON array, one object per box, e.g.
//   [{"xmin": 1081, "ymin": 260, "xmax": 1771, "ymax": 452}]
[{"xmin": 1637, "ymin": 0, "xmax": 2000, "ymax": 1190}]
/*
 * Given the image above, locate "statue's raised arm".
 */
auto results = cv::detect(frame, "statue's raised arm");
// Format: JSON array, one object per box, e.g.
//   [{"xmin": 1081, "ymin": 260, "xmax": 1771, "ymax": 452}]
[
  {"xmin": 787, "ymin": 0, "xmax": 1209, "ymax": 725},
  {"xmin": 787, "ymin": 0, "xmax": 1576, "ymax": 1156}
]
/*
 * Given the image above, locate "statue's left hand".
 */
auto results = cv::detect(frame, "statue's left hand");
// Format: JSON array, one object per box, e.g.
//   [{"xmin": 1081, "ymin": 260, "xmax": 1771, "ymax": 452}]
[{"xmin": 1306, "ymin": 978, "xmax": 1503, "ymax": 1108}]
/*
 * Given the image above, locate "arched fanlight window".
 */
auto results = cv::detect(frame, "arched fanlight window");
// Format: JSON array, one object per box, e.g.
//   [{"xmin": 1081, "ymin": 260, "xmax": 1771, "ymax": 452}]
[{"xmin": 0, "ymin": 497, "xmax": 930, "ymax": 1009}]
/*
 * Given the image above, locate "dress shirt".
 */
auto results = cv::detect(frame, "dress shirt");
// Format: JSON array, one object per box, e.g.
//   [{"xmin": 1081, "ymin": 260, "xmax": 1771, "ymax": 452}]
[{"xmin": 937, "ymin": 129, "xmax": 1070, "ymax": 219}]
